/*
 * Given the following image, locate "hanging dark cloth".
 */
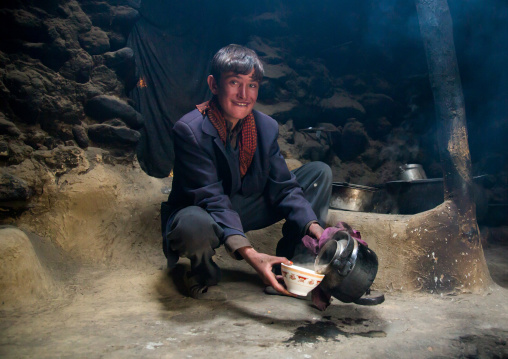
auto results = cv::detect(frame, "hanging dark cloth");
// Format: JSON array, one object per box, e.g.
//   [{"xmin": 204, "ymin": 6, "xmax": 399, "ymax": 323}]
[{"xmin": 127, "ymin": 0, "xmax": 232, "ymax": 177}]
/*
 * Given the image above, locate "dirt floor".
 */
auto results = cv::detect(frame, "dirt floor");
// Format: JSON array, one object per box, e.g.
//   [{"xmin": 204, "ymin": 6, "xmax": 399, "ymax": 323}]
[
  {"xmin": 1, "ymin": 238, "xmax": 507, "ymax": 359},
  {"xmin": 0, "ymin": 164, "xmax": 507, "ymax": 358}
]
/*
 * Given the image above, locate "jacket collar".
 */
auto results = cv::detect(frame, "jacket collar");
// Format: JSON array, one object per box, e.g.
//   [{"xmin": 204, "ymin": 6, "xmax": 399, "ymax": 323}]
[{"xmin": 202, "ymin": 113, "xmax": 219, "ymax": 137}]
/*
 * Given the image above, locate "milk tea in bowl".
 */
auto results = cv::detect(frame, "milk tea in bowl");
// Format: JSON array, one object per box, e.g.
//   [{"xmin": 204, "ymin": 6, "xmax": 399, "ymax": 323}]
[{"xmin": 281, "ymin": 263, "xmax": 325, "ymax": 296}]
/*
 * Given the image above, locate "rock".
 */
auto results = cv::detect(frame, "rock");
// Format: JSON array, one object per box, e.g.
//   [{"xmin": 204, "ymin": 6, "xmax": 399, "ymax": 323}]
[
  {"xmin": 126, "ymin": 0, "xmax": 142, "ymax": 10},
  {"xmin": 3, "ymin": 68, "xmax": 33, "ymax": 98},
  {"xmin": 0, "ymin": 115, "xmax": 22, "ymax": 137},
  {"xmin": 59, "ymin": 49, "xmax": 93, "ymax": 83},
  {"xmin": 33, "ymin": 146, "xmax": 89, "ymax": 176},
  {"xmin": 111, "ymin": 6, "xmax": 140, "ymax": 32},
  {"xmin": 0, "ymin": 227, "xmax": 57, "ymax": 308},
  {"xmin": 0, "ymin": 9, "xmax": 49, "ymax": 43},
  {"xmin": 72, "ymin": 125, "xmax": 89, "ymax": 148},
  {"xmin": 3, "ymin": 68, "xmax": 41, "ymax": 123},
  {"xmin": 90, "ymin": 65, "xmax": 123, "ymax": 94},
  {"xmin": 87, "ymin": 124, "xmax": 140, "ymax": 146},
  {"xmin": 64, "ymin": 0, "xmax": 93, "ymax": 33},
  {"xmin": 263, "ymin": 63, "xmax": 293, "ymax": 80},
  {"xmin": 102, "ymin": 47, "xmax": 135, "ymax": 82},
  {"xmin": 84, "ymin": 95, "xmax": 143, "ymax": 129},
  {"xmin": 365, "ymin": 116, "xmax": 392, "ymax": 140},
  {"xmin": 308, "ymin": 75, "xmax": 334, "ymax": 99},
  {"xmin": 0, "ymin": 141, "xmax": 8, "ymax": 157},
  {"xmin": 359, "ymin": 93, "xmax": 396, "ymax": 118},
  {"xmin": 7, "ymin": 143, "xmax": 33, "ymax": 165},
  {"xmin": 361, "ymin": 141, "xmax": 384, "ymax": 170},
  {"xmin": 340, "ymin": 120, "xmax": 369, "ymax": 160},
  {"xmin": 0, "ymin": 170, "xmax": 32, "ymax": 203},
  {"xmin": 103, "ymin": 47, "xmax": 134, "ymax": 70},
  {"xmin": 103, "ymin": 118, "xmax": 127, "ymax": 127},
  {"xmin": 339, "ymin": 75, "xmax": 369, "ymax": 95},
  {"xmin": 79, "ymin": 26, "xmax": 110, "ymax": 55},
  {"xmin": 257, "ymin": 79, "xmax": 279, "ymax": 104},
  {"xmin": 55, "ymin": 123, "xmax": 74, "ymax": 141},
  {"xmin": 320, "ymin": 92, "xmax": 366, "ymax": 125},
  {"xmin": 294, "ymin": 131, "xmax": 330, "ymax": 162},
  {"xmin": 107, "ymin": 31, "xmax": 127, "ymax": 51}
]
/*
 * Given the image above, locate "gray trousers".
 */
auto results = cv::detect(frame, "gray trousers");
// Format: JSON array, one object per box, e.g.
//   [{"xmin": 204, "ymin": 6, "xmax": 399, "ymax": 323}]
[{"xmin": 164, "ymin": 161, "xmax": 332, "ymax": 286}]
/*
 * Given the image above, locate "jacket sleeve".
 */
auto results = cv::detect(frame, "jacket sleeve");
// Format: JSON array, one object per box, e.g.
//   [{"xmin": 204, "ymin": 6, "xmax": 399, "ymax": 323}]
[
  {"xmin": 265, "ymin": 129, "xmax": 318, "ymax": 235},
  {"xmin": 172, "ymin": 120, "xmax": 251, "ymax": 252}
]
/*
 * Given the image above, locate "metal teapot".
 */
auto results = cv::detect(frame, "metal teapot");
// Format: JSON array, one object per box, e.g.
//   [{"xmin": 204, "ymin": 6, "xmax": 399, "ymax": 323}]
[{"xmin": 314, "ymin": 231, "xmax": 383, "ymax": 305}]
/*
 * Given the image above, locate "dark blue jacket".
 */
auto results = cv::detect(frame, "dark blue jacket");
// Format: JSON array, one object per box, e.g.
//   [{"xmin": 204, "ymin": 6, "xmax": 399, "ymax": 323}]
[{"xmin": 161, "ymin": 108, "xmax": 317, "ymax": 256}]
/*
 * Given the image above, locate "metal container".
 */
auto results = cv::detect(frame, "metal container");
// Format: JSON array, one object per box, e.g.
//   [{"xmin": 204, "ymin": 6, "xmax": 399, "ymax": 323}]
[
  {"xmin": 399, "ymin": 164, "xmax": 427, "ymax": 181},
  {"xmin": 329, "ymin": 182, "xmax": 377, "ymax": 212},
  {"xmin": 314, "ymin": 231, "xmax": 379, "ymax": 303},
  {"xmin": 384, "ymin": 176, "xmax": 488, "ymax": 216}
]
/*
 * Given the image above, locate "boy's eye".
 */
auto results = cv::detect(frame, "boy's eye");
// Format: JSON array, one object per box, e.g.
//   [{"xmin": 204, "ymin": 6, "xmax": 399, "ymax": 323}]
[{"xmin": 249, "ymin": 83, "xmax": 258, "ymax": 88}]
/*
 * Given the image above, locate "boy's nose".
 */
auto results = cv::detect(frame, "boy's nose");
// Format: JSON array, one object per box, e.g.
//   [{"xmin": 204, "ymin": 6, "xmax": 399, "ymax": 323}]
[{"xmin": 237, "ymin": 85, "xmax": 246, "ymax": 99}]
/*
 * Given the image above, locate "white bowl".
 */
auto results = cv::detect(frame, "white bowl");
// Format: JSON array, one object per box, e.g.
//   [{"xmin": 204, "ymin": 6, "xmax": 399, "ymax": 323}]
[{"xmin": 281, "ymin": 263, "xmax": 325, "ymax": 296}]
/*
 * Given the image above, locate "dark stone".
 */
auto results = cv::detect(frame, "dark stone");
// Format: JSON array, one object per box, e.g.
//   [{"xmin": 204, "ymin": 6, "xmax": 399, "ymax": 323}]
[
  {"xmin": 84, "ymin": 95, "xmax": 143, "ymax": 129},
  {"xmin": 0, "ymin": 141, "xmax": 8, "ymax": 157},
  {"xmin": 72, "ymin": 125, "xmax": 89, "ymax": 148},
  {"xmin": 293, "ymin": 131, "xmax": 330, "ymax": 162},
  {"xmin": 103, "ymin": 47, "xmax": 134, "ymax": 69},
  {"xmin": 3, "ymin": 69, "xmax": 43, "ymax": 124},
  {"xmin": 41, "ymin": 42, "xmax": 72, "ymax": 72},
  {"xmin": 0, "ymin": 170, "xmax": 32, "ymax": 202},
  {"xmin": 111, "ymin": 6, "xmax": 140, "ymax": 32},
  {"xmin": 56, "ymin": 123, "xmax": 74, "ymax": 141},
  {"xmin": 89, "ymin": 65, "xmax": 122, "ymax": 94},
  {"xmin": 103, "ymin": 118, "xmax": 127, "ymax": 127},
  {"xmin": 125, "ymin": 0, "xmax": 142, "ymax": 10},
  {"xmin": 81, "ymin": 2, "xmax": 112, "ymax": 29},
  {"xmin": 42, "ymin": 137, "xmax": 65, "ymax": 150},
  {"xmin": 309, "ymin": 76, "xmax": 334, "ymax": 99},
  {"xmin": 0, "ymin": 9, "xmax": 50, "ymax": 43},
  {"xmin": 361, "ymin": 142, "xmax": 384, "ymax": 170},
  {"xmin": 319, "ymin": 93, "xmax": 366, "ymax": 126},
  {"xmin": 359, "ymin": 93, "xmax": 396, "ymax": 118},
  {"xmin": 0, "ymin": 115, "xmax": 22, "ymax": 137},
  {"xmin": 79, "ymin": 26, "xmax": 110, "ymax": 55},
  {"xmin": 33, "ymin": 146, "xmax": 87, "ymax": 175},
  {"xmin": 102, "ymin": 47, "xmax": 135, "ymax": 80},
  {"xmin": 365, "ymin": 116, "xmax": 392, "ymax": 140},
  {"xmin": 59, "ymin": 49, "xmax": 93, "ymax": 83},
  {"xmin": 107, "ymin": 31, "xmax": 127, "ymax": 51},
  {"xmin": 257, "ymin": 79, "xmax": 278, "ymax": 104},
  {"xmin": 340, "ymin": 120, "xmax": 369, "ymax": 161},
  {"xmin": 7, "ymin": 143, "xmax": 33, "ymax": 164},
  {"xmin": 87, "ymin": 124, "xmax": 140, "ymax": 146}
]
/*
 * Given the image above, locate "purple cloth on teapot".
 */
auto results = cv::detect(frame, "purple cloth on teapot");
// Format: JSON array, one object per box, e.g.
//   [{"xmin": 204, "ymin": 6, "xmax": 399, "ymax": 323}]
[{"xmin": 302, "ymin": 221, "xmax": 367, "ymax": 255}]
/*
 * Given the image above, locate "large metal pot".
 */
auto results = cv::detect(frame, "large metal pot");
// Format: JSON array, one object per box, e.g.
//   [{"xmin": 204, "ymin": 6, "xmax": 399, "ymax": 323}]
[
  {"xmin": 399, "ymin": 164, "xmax": 427, "ymax": 181},
  {"xmin": 314, "ymin": 231, "xmax": 379, "ymax": 303},
  {"xmin": 383, "ymin": 175, "xmax": 488, "ymax": 217},
  {"xmin": 329, "ymin": 182, "xmax": 377, "ymax": 212}
]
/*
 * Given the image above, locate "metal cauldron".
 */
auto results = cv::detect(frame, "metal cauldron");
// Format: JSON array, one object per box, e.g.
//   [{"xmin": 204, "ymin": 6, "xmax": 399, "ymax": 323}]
[
  {"xmin": 314, "ymin": 231, "xmax": 379, "ymax": 303},
  {"xmin": 329, "ymin": 182, "xmax": 378, "ymax": 212},
  {"xmin": 399, "ymin": 164, "xmax": 427, "ymax": 181}
]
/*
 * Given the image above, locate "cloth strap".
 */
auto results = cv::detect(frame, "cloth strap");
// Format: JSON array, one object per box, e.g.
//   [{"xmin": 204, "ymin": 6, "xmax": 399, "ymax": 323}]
[{"xmin": 196, "ymin": 96, "xmax": 257, "ymax": 177}]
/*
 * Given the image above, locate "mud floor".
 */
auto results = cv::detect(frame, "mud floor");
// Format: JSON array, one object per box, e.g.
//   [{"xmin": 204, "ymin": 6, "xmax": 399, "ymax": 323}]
[{"xmin": 1, "ymin": 238, "xmax": 507, "ymax": 359}]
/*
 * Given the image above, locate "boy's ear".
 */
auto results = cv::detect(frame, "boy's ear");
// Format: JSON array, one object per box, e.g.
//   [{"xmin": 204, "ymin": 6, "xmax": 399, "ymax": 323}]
[{"xmin": 207, "ymin": 75, "xmax": 219, "ymax": 95}]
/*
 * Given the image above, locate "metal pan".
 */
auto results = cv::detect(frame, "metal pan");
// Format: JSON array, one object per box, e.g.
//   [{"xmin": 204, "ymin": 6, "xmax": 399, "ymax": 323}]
[{"xmin": 329, "ymin": 182, "xmax": 378, "ymax": 212}]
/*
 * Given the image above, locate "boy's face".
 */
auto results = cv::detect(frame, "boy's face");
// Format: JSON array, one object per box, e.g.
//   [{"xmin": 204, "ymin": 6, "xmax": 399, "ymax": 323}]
[{"xmin": 207, "ymin": 69, "xmax": 259, "ymax": 125}]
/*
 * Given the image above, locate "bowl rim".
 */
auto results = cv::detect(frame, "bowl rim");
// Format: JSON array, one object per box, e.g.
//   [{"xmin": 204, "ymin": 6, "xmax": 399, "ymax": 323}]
[{"xmin": 281, "ymin": 263, "xmax": 324, "ymax": 278}]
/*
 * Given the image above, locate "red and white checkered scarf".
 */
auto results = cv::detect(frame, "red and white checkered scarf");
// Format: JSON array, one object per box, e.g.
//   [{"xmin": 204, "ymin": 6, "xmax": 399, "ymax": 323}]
[{"xmin": 196, "ymin": 96, "xmax": 257, "ymax": 177}]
